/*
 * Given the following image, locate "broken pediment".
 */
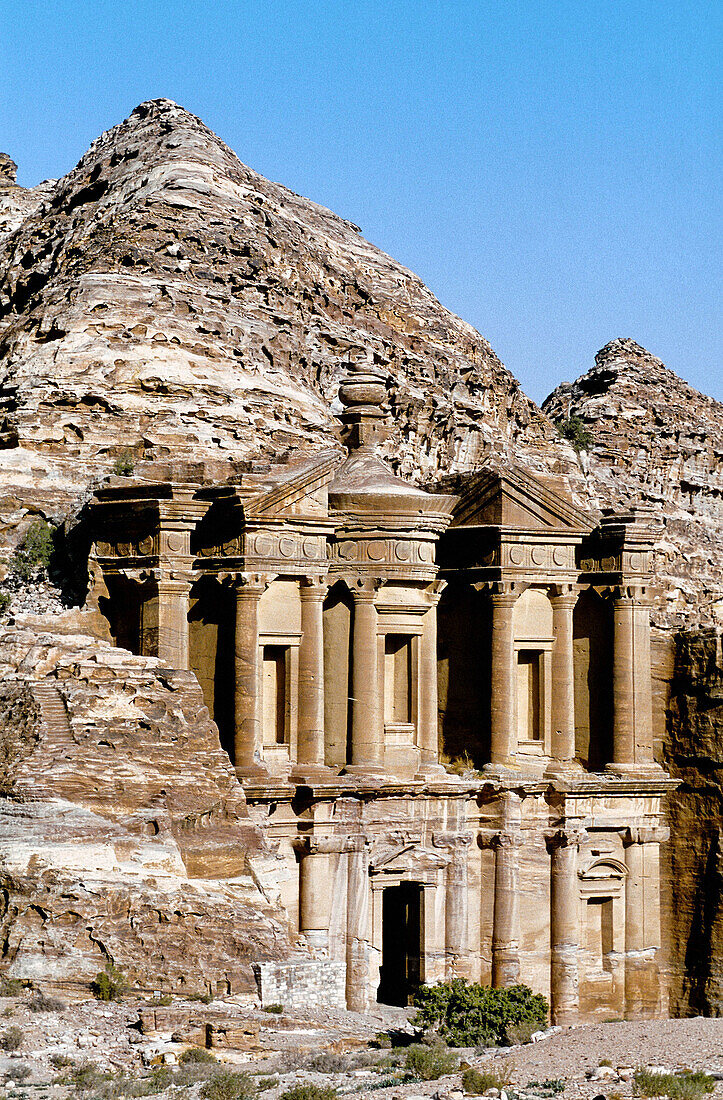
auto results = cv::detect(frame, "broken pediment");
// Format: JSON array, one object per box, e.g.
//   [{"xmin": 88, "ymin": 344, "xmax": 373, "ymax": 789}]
[
  {"xmin": 370, "ymin": 842, "xmax": 449, "ymax": 875},
  {"xmin": 451, "ymin": 466, "xmax": 593, "ymax": 533},
  {"xmin": 246, "ymin": 451, "xmax": 340, "ymax": 520}
]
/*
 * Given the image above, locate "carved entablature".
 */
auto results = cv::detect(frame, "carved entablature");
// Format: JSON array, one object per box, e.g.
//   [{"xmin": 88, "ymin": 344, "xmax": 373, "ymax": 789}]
[
  {"xmin": 577, "ymin": 507, "xmax": 657, "ymax": 587},
  {"xmin": 329, "ymin": 532, "xmax": 438, "ymax": 581},
  {"xmin": 91, "ymin": 486, "xmax": 205, "ymax": 574}
]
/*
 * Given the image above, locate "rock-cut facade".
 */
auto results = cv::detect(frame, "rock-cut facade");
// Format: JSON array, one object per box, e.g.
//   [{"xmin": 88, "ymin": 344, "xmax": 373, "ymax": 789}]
[{"xmin": 89, "ymin": 371, "xmax": 675, "ymax": 1022}]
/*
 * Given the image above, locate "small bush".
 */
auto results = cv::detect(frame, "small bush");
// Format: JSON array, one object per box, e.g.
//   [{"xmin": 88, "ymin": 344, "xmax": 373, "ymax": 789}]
[
  {"xmin": 263, "ymin": 1002, "xmax": 284, "ymax": 1013},
  {"xmin": 0, "ymin": 1024, "xmax": 23, "ymax": 1051},
  {"xmin": 179, "ymin": 1046, "xmax": 217, "ymax": 1064},
  {"xmin": 188, "ymin": 991, "xmax": 213, "ymax": 1004},
  {"xmin": 0, "ymin": 590, "xmax": 10, "ymax": 614},
  {"xmin": 404, "ymin": 1042, "xmax": 458, "ymax": 1081},
  {"xmin": 308, "ymin": 1053, "xmax": 347, "ymax": 1074},
  {"xmin": 0, "ymin": 976, "xmax": 23, "ymax": 997},
  {"xmin": 371, "ymin": 1031, "xmax": 392, "ymax": 1049},
  {"xmin": 50, "ymin": 1053, "xmax": 76, "ymax": 1069},
  {"xmin": 146, "ymin": 994, "xmax": 173, "ymax": 1007},
  {"xmin": 12, "ymin": 519, "xmax": 56, "ymax": 581},
  {"xmin": 463, "ymin": 1066, "xmax": 513, "ymax": 1095},
  {"xmin": 412, "ymin": 979, "xmax": 549, "ymax": 1048},
  {"xmin": 505, "ymin": 1017, "xmax": 540, "ymax": 1045},
  {"xmin": 4, "ymin": 1062, "xmax": 31, "ymax": 1083},
  {"xmin": 113, "ymin": 451, "xmax": 135, "ymax": 476},
  {"xmin": 527, "ymin": 1081, "xmax": 565, "ymax": 1096},
  {"xmin": 29, "ymin": 990, "xmax": 65, "ymax": 1012},
  {"xmin": 200, "ymin": 1070, "xmax": 256, "ymax": 1100},
  {"xmin": 92, "ymin": 962, "xmax": 127, "ymax": 1001},
  {"xmin": 555, "ymin": 415, "xmax": 593, "ymax": 452},
  {"xmin": 257, "ymin": 1077, "xmax": 278, "ymax": 1092},
  {"xmin": 279, "ymin": 1087, "xmax": 338, "ymax": 1100},
  {"xmin": 71, "ymin": 1061, "xmax": 112, "ymax": 1093},
  {"xmin": 633, "ymin": 1070, "xmax": 715, "ymax": 1100}
]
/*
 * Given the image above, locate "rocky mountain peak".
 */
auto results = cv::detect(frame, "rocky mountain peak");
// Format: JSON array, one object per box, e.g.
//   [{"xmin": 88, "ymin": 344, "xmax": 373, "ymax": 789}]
[
  {"xmin": 0, "ymin": 99, "xmax": 578, "ymax": 553},
  {"xmin": 544, "ymin": 342, "xmax": 723, "ymax": 628},
  {"xmin": 0, "ymin": 154, "xmax": 18, "ymax": 187}
]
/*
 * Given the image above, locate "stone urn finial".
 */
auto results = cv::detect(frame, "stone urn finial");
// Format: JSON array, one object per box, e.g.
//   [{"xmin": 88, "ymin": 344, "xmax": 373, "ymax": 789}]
[{"xmin": 337, "ymin": 365, "xmax": 390, "ymax": 451}]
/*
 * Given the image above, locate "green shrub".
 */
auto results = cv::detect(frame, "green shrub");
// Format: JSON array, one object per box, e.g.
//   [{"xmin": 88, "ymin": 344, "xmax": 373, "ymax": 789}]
[
  {"xmin": 50, "ymin": 1053, "xmax": 76, "ymax": 1070},
  {"xmin": 404, "ymin": 1042, "xmax": 458, "ymax": 1081},
  {"xmin": 0, "ymin": 590, "xmax": 10, "ymax": 614},
  {"xmin": 0, "ymin": 1024, "xmax": 23, "ymax": 1051},
  {"xmin": 146, "ymin": 994, "xmax": 173, "ymax": 1007},
  {"xmin": 200, "ymin": 1070, "xmax": 256, "ymax": 1100},
  {"xmin": 12, "ymin": 519, "xmax": 56, "ymax": 581},
  {"xmin": 463, "ymin": 1066, "xmax": 513, "ymax": 1095},
  {"xmin": 263, "ymin": 1002, "xmax": 284, "ymax": 1013},
  {"xmin": 71, "ymin": 1061, "xmax": 112, "ymax": 1093},
  {"xmin": 179, "ymin": 1047, "xmax": 217, "ymax": 1064},
  {"xmin": 113, "ymin": 451, "xmax": 135, "ymax": 476},
  {"xmin": 187, "ymin": 991, "xmax": 213, "ymax": 1004},
  {"xmin": 412, "ymin": 979, "xmax": 548, "ymax": 1048},
  {"xmin": 91, "ymin": 962, "xmax": 128, "ymax": 1001},
  {"xmin": 527, "ymin": 1081, "xmax": 566, "ymax": 1097},
  {"xmin": 633, "ymin": 1070, "xmax": 715, "ymax": 1100},
  {"xmin": 278, "ymin": 1087, "xmax": 338, "ymax": 1100},
  {"xmin": 555, "ymin": 415, "xmax": 593, "ymax": 452},
  {"xmin": 0, "ymin": 977, "xmax": 24, "ymax": 997}
]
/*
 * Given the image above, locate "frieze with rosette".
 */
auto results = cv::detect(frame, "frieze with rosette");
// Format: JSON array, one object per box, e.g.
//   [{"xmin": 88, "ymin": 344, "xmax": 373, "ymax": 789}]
[{"xmin": 331, "ymin": 538, "xmax": 436, "ymax": 567}]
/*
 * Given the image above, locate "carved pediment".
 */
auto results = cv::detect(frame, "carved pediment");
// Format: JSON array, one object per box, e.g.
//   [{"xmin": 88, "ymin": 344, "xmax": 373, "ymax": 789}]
[
  {"xmin": 451, "ymin": 467, "xmax": 593, "ymax": 533},
  {"xmin": 370, "ymin": 842, "xmax": 449, "ymax": 874},
  {"xmin": 248, "ymin": 452, "xmax": 339, "ymax": 520}
]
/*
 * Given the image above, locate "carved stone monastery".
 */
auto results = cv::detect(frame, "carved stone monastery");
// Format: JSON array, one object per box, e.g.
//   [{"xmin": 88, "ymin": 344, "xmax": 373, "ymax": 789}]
[{"xmin": 89, "ymin": 370, "xmax": 674, "ymax": 1023}]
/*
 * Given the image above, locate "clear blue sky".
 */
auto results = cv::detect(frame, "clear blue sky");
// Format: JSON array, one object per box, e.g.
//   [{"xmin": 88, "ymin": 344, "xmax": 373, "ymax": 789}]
[{"xmin": 1, "ymin": 0, "xmax": 720, "ymax": 403}]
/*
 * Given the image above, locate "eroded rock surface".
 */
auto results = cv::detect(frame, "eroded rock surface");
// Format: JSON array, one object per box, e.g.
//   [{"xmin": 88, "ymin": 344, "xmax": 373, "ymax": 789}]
[
  {"xmin": 0, "ymin": 99, "xmax": 579, "ymax": 560},
  {"xmin": 0, "ymin": 619, "xmax": 294, "ymax": 994},
  {"xmin": 544, "ymin": 339, "xmax": 723, "ymax": 628}
]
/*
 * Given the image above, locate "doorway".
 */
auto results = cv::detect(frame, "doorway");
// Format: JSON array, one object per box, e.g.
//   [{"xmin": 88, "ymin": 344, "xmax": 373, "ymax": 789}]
[{"xmin": 378, "ymin": 883, "xmax": 423, "ymax": 1006}]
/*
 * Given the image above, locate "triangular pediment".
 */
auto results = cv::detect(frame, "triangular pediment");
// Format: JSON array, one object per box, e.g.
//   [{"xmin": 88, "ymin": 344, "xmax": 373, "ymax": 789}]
[
  {"xmin": 451, "ymin": 466, "xmax": 593, "ymax": 532},
  {"xmin": 246, "ymin": 451, "xmax": 340, "ymax": 520}
]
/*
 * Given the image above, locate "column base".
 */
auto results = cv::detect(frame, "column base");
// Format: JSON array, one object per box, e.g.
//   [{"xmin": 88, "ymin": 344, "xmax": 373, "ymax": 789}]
[
  {"xmin": 604, "ymin": 761, "xmax": 667, "ymax": 777},
  {"xmin": 234, "ymin": 763, "xmax": 271, "ymax": 780},
  {"xmin": 289, "ymin": 764, "xmax": 338, "ymax": 784},
  {"xmin": 545, "ymin": 759, "xmax": 586, "ymax": 780},
  {"xmin": 414, "ymin": 762, "xmax": 450, "ymax": 781},
  {"xmin": 341, "ymin": 763, "xmax": 389, "ymax": 779}
]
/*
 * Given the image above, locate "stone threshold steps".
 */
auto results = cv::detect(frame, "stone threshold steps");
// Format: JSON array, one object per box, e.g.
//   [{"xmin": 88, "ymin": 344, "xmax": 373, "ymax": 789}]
[{"xmin": 31, "ymin": 680, "xmax": 73, "ymax": 747}]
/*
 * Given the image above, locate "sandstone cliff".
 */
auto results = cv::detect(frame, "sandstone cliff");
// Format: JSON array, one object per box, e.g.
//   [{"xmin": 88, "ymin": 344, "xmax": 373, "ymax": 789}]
[
  {"xmin": 544, "ymin": 339, "xmax": 723, "ymax": 629},
  {"xmin": 663, "ymin": 629, "xmax": 723, "ymax": 1015},
  {"xmin": 0, "ymin": 618, "xmax": 293, "ymax": 994},
  {"xmin": 0, "ymin": 98, "xmax": 579, "ymax": 566}
]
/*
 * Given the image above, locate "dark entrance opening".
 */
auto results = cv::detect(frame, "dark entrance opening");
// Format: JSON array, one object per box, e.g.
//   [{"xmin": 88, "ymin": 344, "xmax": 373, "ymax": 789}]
[{"xmin": 378, "ymin": 882, "xmax": 423, "ymax": 1006}]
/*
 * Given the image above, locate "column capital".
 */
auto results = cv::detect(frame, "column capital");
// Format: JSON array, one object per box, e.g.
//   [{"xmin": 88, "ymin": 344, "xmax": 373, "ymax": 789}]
[
  {"xmin": 549, "ymin": 584, "xmax": 579, "ymax": 606},
  {"xmin": 300, "ymin": 576, "xmax": 329, "ymax": 599},
  {"xmin": 292, "ymin": 834, "xmax": 348, "ymax": 857},
  {"xmin": 432, "ymin": 831, "xmax": 474, "ymax": 850},
  {"xmin": 347, "ymin": 575, "xmax": 384, "ymax": 602},
  {"xmin": 234, "ymin": 571, "xmax": 276, "ymax": 596},
  {"xmin": 545, "ymin": 826, "xmax": 586, "ymax": 852},
  {"xmin": 477, "ymin": 828, "xmax": 523, "ymax": 851},
  {"xmin": 614, "ymin": 583, "xmax": 652, "ymax": 605},
  {"xmin": 344, "ymin": 833, "xmax": 372, "ymax": 854},
  {"xmin": 623, "ymin": 825, "xmax": 670, "ymax": 846},
  {"xmin": 490, "ymin": 580, "xmax": 523, "ymax": 606}
]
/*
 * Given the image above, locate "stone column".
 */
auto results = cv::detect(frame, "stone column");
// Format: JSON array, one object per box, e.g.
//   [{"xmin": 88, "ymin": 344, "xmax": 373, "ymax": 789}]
[
  {"xmin": 612, "ymin": 588, "xmax": 636, "ymax": 768},
  {"xmin": 154, "ymin": 575, "xmax": 192, "ymax": 669},
  {"xmin": 293, "ymin": 577, "xmax": 329, "ymax": 778},
  {"xmin": 345, "ymin": 835, "xmax": 371, "ymax": 1011},
  {"xmin": 633, "ymin": 593, "xmax": 654, "ymax": 766},
  {"xmin": 624, "ymin": 826, "xmax": 667, "ymax": 1018},
  {"xmin": 234, "ymin": 575, "xmax": 268, "ymax": 776},
  {"xmin": 296, "ymin": 838, "xmax": 333, "ymax": 950},
  {"xmin": 489, "ymin": 586, "xmax": 518, "ymax": 767},
  {"xmin": 416, "ymin": 584, "xmax": 447, "ymax": 778},
  {"xmin": 346, "ymin": 579, "xmax": 384, "ymax": 773},
  {"xmin": 435, "ymin": 832, "xmax": 473, "ymax": 977},
  {"xmin": 549, "ymin": 589, "xmax": 578, "ymax": 767},
  {"xmin": 491, "ymin": 792, "xmax": 523, "ymax": 986},
  {"xmin": 547, "ymin": 827, "xmax": 582, "ymax": 1025}
]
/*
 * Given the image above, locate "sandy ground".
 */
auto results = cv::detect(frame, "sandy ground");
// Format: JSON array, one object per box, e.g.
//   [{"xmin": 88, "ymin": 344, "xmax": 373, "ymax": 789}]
[{"xmin": 1, "ymin": 993, "xmax": 722, "ymax": 1099}]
